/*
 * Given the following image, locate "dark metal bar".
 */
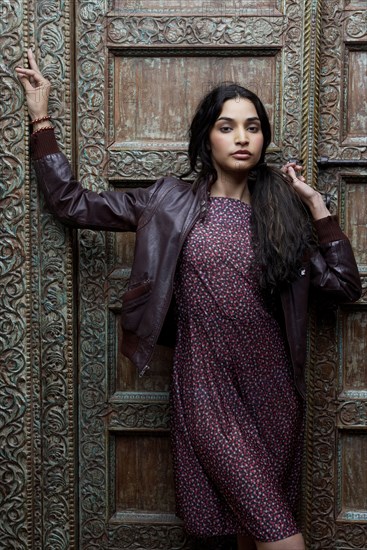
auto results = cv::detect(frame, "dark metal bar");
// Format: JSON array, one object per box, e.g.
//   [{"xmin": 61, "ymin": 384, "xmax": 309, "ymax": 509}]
[{"xmin": 317, "ymin": 156, "xmax": 367, "ymax": 167}]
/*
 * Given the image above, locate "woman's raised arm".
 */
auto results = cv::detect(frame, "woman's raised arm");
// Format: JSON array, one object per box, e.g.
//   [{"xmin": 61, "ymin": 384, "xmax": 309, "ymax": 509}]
[{"xmin": 15, "ymin": 49, "xmax": 160, "ymax": 232}]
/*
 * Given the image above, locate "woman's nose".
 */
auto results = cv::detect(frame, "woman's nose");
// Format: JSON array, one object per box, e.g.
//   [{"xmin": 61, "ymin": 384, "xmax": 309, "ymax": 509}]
[{"xmin": 235, "ymin": 130, "xmax": 249, "ymax": 144}]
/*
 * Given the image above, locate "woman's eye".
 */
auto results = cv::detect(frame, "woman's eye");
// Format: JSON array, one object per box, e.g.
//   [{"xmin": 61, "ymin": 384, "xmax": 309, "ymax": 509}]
[
  {"xmin": 219, "ymin": 126, "xmax": 232, "ymax": 132},
  {"xmin": 248, "ymin": 126, "xmax": 259, "ymax": 132}
]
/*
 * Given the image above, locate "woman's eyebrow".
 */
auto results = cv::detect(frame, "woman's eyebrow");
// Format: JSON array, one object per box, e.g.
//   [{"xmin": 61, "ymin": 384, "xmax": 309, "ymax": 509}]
[{"xmin": 216, "ymin": 116, "xmax": 260, "ymax": 122}]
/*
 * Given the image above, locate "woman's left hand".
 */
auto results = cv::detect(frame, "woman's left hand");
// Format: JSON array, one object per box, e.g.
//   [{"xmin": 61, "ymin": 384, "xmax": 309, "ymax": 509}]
[{"xmin": 281, "ymin": 161, "xmax": 330, "ymax": 220}]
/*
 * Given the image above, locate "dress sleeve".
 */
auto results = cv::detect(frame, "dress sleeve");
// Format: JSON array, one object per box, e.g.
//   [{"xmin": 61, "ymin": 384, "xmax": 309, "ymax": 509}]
[
  {"xmin": 31, "ymin": 129, "xmax": 159, "ymax": 232},
  {"xmin": 310, "ymin": 215, "xmax": 362, "ymax": 303}
]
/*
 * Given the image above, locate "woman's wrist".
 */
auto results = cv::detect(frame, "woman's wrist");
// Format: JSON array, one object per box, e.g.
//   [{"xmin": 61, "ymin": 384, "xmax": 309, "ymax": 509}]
[{"xmin": 306, "ymin": 192, "xmax": 330, "ymax": 220}]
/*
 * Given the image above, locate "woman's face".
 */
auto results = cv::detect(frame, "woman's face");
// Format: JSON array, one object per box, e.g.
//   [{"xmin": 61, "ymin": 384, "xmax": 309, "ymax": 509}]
[{"xmin": 208, "ymin": 98, "xmax": 264, "ymax": 178}]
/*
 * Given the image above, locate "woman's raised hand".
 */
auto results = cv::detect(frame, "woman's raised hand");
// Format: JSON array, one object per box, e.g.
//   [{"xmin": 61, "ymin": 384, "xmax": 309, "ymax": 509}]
[
  {"xmin": 282, "ymin": 161, "xmax": 330, "ymax": 221},
  {"xmin": 16, "ymin": 49, "xmax": 51, "ymax": 127}
]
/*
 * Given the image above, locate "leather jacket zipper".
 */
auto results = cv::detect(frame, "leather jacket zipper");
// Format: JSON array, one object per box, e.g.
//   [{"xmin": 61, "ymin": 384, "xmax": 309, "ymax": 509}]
[{"xmin": 139, "ymin": 203, "xmax": 204, "ymax": 375}]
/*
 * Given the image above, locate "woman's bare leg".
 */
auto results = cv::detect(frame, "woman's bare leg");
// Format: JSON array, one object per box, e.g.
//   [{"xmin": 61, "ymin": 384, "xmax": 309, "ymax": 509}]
[
  {"xmin": 237, "ymin": 535, "xmax": 257, "ymax": 550},
  {"xmin": 255, "ymin": 533, "xmax": 305, "ymax": 550}
]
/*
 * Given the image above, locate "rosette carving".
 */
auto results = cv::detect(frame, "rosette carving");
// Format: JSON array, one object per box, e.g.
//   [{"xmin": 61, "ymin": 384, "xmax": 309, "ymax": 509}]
[
  {"xmin": 337, "ymin": 401, "xmax": 367, "ymax": 427},
  {"xmin": 344, "ymin": 10, "xmax": 367, "ymax": 40}
]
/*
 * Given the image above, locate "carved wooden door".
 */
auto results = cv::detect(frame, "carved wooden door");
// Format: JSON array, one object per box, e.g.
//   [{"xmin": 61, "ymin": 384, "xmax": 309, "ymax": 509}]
[
  {"xmin": 1, "ymin": 0, "xmax": 366, "ymax": 549},
  {"xmin": 75, "ymin": 1, "xmax": 312, "ymax": 548}
]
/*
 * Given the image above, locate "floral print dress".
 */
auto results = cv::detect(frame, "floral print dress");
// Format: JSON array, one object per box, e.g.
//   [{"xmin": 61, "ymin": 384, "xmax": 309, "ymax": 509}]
[{"xmin": 170, "ymin": 197, "xmax": 304, "ymax": 542}]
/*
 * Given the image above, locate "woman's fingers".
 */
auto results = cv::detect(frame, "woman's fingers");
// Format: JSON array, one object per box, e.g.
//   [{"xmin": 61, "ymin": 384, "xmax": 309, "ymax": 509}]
[
  {"xmin": 281, "ymin": 161, "xmax": 303, "ymax": 174},
  {"xmin": 287, "ymin": 166, "xmax": 298, "ymax": 180},
  {"xmin": 15, "ymin": 49, "xmax": 48, "ymax": 88},
  {"xmin": 15, "ymin": 50, "xmax": 51, "ymax": 119},
  {"xmin": 16, "ymin": 68, "xmax": 47, "ymax": 89},
  {"xmin": 27, "ymin": 48, "xmax": 41, "ymax": 72}
]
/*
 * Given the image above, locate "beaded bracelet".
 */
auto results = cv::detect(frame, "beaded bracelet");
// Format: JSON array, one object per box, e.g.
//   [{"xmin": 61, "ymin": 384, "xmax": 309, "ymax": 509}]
[
  {"xmin": 30, "ymin": 115, "xmax": 51, "ymax": 125},
  {"xmin": 31, "ymin": 125, "xmax": 54, "ymax": 136}
]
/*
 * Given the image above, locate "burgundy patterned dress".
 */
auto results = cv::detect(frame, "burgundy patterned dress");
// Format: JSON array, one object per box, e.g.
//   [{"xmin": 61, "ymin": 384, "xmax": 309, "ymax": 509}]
[{"xmin": 170, "ymin": 197, "xmax": 304, "ymax": 542}]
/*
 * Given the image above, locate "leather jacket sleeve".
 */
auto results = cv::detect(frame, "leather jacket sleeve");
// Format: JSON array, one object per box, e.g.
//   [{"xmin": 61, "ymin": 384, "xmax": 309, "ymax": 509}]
[
  {"xmin": 310, "ymin": 215, "xmax": 362, "ymax": 303},
  {"xmin": 33, "ymin": 149, "xmax": 161, "ymax": 232}
]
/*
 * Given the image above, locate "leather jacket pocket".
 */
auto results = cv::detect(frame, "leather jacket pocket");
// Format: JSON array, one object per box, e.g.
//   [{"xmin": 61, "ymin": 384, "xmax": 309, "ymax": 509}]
[{"xmin": 121, "ymin": 280, "xmax": 152, "ymax": 331}]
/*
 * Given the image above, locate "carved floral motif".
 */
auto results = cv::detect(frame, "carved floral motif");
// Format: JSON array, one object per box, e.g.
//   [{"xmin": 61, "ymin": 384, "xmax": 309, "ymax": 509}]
[
  {"xmin": 109, "ymin": 402, "xmax": 170, "ymax": 430},
  {"xmin": 77, "ymin": 2, "xmax": 111, "ymax": 547},
  {"xmin": 1, "ymin": 0, "xmax": 75, "ymax": 547},
  {"xmin": 28, "ymin": 0, "xmax": 75, "ymax": 548},
  {"xmin": 0, "ymin": 1, "xmax": 29, "ymax": 548},
  {"xmin": 105, "ymin": 524, "xmax": 189, "ymax": 549},
  {"xmin": 108, "ymin": 150, "xmax": 190, "ymax": 180},
  {"xmin": 107, "ymin": 16, "xmax": 286, "ymax": 46}
]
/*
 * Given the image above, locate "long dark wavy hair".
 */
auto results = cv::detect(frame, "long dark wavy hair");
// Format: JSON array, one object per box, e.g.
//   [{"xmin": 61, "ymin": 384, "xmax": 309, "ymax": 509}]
[{"xmin": 182, "ymin": 83, "xmax": 314, "ymax": 288}]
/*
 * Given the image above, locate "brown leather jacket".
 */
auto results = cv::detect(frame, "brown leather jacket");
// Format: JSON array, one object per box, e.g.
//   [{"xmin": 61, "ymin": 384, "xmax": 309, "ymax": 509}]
[{"xmin": 32, "ymin": 131, "xmax": 362, "ymax": 399}]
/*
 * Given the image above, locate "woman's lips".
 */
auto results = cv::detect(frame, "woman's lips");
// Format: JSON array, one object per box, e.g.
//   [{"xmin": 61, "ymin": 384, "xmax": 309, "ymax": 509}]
[{"xmin": 231, "ymin": 152, "xmax": 252, "ymax": 159}]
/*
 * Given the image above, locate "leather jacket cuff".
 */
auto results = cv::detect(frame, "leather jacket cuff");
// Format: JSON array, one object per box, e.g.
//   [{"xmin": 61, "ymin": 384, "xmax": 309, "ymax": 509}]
[
  {"xmin": 313, "ymin": 215, "xmax": 346, "ymax": 244},
  {"xmin": 31, "ymin": 128, "xmax": 60, "ymax": 160}
]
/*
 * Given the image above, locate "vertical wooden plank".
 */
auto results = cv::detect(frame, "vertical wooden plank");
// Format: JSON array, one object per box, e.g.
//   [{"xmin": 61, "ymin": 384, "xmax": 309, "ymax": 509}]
[
  {"xmin": 313, "ymin": 1, "xmax": 367, "ymax": 546},
  {"xmin": 299, "ymin": 0, "xmax": 323, "ymax": 543},
  {"xmin": 0, "ymin": 1, "xmax": 29, "ymax": 547},
  {"xmin": 0, "ymin": 0, "xmax": 76, "ymax": 548},
  {"xmin": 76, "ymin": 0, "xmax": 111, "ymax": 547},
  {"xmin": 28, "ymin": 0, "xmax": 76, "ymax": 547}
]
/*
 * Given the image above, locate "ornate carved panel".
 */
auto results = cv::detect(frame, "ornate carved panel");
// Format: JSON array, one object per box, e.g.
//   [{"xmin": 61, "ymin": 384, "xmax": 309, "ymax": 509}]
[
  {"xmin": 319, "ymin": 0, "xmax": 367, "ymax": 159},
  {"xmin": 105, "ymin": 2, "xmax": 305, "ymax": 180},
  {"xmin": 0, "ymin": 2, "xmax": 28, "ymax": 541},
  {"xmin": 106, "ymin": 15, "xmax": 286, "ymax": 47},
  {"xmin": 1, "ymin": 0, "xmax": 75, "ymax": 549},
  {"xmin": 307, "ymin": 3, "xmax": 367, "ymax": 546}
]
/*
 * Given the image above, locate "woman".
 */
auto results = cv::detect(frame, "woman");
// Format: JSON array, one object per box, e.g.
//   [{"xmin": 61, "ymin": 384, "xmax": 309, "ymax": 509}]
[{"xmin": 16, "ymin": 50, "xmax": 361, "ymax": 550}]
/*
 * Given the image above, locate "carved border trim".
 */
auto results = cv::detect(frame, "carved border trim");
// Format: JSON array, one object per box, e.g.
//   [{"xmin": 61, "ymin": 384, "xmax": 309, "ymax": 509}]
[
  {"xmin": 27, "ymin": 0, "xmax": 75, "ymax": 548},
  {"xmin": 300, "ymin": 0, "xmax": 323, "ymax": 546},
  {"xmin": 108, "ymin": 402, "xmax": 170, "ymax": 431},
  {"xmin": 0, "ymin": 0, "xmax": 28, "ymax": 547},
  {"xmin": 106, "ymin": 15, "xmax": 287, "ymax": 47},
  {"xmin": 77, "ymin": 0, "xmax": 110, "ymax": 547}
]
